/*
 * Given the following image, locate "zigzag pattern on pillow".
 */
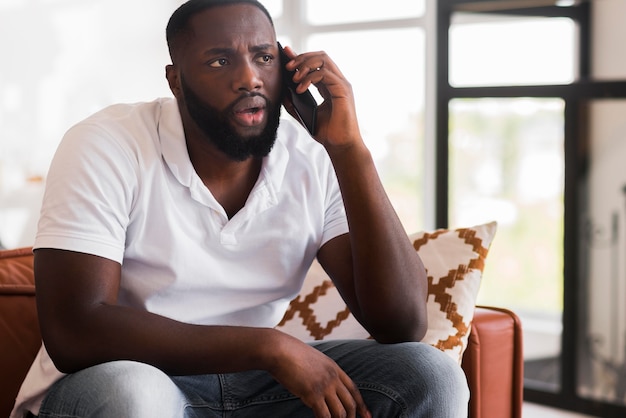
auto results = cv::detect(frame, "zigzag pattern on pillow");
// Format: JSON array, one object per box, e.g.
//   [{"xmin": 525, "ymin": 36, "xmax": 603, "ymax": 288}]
[{"xmin": 276, "ymin": 221, "xmax": 498, "ymax": 364}]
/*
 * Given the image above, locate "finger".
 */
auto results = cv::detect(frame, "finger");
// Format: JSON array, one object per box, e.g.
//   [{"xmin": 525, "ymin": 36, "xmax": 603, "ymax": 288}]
[
  {"xmin": 298, "ymin": 53, "xmax": 345, "ymax": 80},
  {"xmin": 340, "ymin": 375, "xmax": 371, "ymax": 418},
  {"xmin": 295, "ymin": 72, "xmax": 324, "ymax": 94},
  {"xmin": 282, "ymin": 44, "xmax": 298, "ymax": 60},
  {"xmin": 333, "ymin": 385, "xmax": 357, "ymax": 418},
  {"xmin": 309, "ymin": 65, "xmax": 324, "ymax": 74},
  {"xmin": 288, "ymin": 53, "xmax": 326, "ymax": 75},
  {"xmin": 299, "ymin": 61, "xmax": 326, "ymax": 77},
  {"xmin": 310, "ymin": 397, "xmax": 332, "ymax": 418},
  {"xmin": 281, "ymin": 50, "xmax": 323, "ymax": 94},
  {"xmin": 292, "ymin": 64, "xmax": 332, "ymax": 95}
]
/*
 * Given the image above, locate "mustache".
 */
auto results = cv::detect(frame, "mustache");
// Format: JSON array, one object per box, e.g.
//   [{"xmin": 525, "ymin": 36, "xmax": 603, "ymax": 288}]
[
  {"xmin": 180, "ymin": 74, "xmax": 273, "ymax": 114},
  {"xmin": 227, "ymin": 92, "xmax": 272, "ymax": 113}
]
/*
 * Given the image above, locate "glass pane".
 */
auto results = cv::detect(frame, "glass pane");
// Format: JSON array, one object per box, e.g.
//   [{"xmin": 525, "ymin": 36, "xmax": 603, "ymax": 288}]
[
  {"xmin": 577, "ymin": 99, "xmax": 626, "ymax": 405},
  {"xmin": 449, "ymin": 98, "xmax": 565, "ymax": 391},
  {"xmin": 307, "ymin": 29, "xmax": 425, "ymax": 233},
  {"xmin": 592, "ymin": 1, "xmax": 626, "ymax": 80},
  {"xmin": 306, "ymin": 0, "xmax": 425, "ymax": 25},
  {"xmin": 449, "ymin": 14, "xmax": 577, "ymax": 87}
]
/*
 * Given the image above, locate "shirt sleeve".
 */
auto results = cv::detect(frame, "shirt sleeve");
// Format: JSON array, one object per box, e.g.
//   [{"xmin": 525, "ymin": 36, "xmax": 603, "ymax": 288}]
[{"xmin": 34, "ymin": 122, "xmax": 137, "ymax": 263}]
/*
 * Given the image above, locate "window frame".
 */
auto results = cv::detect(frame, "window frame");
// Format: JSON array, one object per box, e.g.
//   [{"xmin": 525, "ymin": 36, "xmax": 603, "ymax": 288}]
[{"xmin": 437, "ymin": 0, "xmax": 626, "ymax": 415}]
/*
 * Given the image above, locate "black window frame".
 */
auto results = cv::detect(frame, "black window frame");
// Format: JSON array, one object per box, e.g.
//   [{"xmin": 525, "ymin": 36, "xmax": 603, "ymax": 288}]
[{"xmin": 436, "ymin": 1, "xmax": 626, "ymax": 416}]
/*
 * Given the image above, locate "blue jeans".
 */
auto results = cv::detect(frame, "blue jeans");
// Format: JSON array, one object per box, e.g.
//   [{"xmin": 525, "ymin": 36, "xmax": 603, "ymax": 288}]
[{"xmin": 37, "ymin": 340, "xmax": 469, "ymax": 417}]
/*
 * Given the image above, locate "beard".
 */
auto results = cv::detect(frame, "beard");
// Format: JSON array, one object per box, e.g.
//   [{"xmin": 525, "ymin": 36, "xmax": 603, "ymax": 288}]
[{"xmin": 180, "ymin": 75, "xmax": 281, "ymax": 162}]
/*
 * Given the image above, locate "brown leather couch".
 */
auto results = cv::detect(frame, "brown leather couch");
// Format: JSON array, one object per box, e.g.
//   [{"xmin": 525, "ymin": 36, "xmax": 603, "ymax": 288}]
[{"xmin": 0, "ymin": 247, "xmax": 523, "ymax": 418}]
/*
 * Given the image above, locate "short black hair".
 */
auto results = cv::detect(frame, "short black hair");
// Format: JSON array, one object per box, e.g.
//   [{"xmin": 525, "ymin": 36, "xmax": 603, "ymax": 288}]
[{"xmin": 166, "ymin": 0, "xmax": 274, "ymax": 62}]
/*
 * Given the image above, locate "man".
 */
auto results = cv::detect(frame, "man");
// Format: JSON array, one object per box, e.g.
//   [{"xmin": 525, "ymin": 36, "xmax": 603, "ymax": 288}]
[{"xmin": 11, "ymin": 1, "xmax": 469, "ymax": 417}]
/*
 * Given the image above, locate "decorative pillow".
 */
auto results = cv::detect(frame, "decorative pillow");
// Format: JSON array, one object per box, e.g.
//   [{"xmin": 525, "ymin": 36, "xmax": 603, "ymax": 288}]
[{"xmin": 276, "ymin": 221, "xmax": 497, "ymax": 364}]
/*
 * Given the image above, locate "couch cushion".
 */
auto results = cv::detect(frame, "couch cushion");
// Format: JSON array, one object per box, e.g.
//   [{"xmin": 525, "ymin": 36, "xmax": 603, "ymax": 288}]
[
  {"xmin": 276, "ymin": 221, "xmax": 497, "ymax": 364},
  {"xmin": 0, "ymin": 247, "xmax": 36, "ymax": 293},
  {"xmin": 0, "ymin": 247, "xmax": 40, "ymax": 418}
]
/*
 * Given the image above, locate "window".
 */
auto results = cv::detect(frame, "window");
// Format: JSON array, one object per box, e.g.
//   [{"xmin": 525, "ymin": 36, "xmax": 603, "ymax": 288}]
[
  {"xmin": 448, "ymin": 12, "xmax": 572, "ymax": 394},
  {"xmin": 439, "ymin": 1, "xmax": 626, "ymax": 415},
  {"xmin": 305, "ymin": 0, "xmax": 425, "ymax": 24},
  {"xmin": 449, "ymin": 97, "xmax": 565, "ymax": 391},
  {"xmin": 0, "ymin": 0, "xmax": 432, "ymax": 249},
  {"xmin": 273, "ymin": 1, "xmax": 430, "ymax": 234},
  {"xmin": 307, "ymin": 28, "xmax": 425, "ymax": 233},
  {"xmin": 449, "ymin": 15, "xmax": 577, "ymax": 87}
]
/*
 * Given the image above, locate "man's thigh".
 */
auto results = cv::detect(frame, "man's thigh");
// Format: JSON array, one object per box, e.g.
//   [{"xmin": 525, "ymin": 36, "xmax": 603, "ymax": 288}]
[
  {"xmin": 180, "ymin": 339, "xmax": 468, "ymax": 417},
  {"xmin": 38, "ymin": 360, "xmax": 189, "ymax": 418},
  {"xmin": 175, "ymin": 340, "xmax": 413, "ymax": 417},
  {"xmin": 38, "ymin": 340, "xmax": 468, "ymax": 417}
]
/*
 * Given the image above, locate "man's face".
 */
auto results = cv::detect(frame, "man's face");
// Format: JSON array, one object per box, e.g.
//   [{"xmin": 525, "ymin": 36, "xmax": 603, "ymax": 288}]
[
  {"xmin": 180, "ymin": 72, "xmax": 281, "ymax": 161},
  {"xmin": 170, "ymin": 4, "xmax": 283, "ymax": 160}
]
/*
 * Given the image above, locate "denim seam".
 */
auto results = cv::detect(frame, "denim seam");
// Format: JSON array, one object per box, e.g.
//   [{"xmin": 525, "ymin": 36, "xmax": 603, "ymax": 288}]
[{"xmin": 357, "ymin": 382, "xmax": 408, "ymax": 416}]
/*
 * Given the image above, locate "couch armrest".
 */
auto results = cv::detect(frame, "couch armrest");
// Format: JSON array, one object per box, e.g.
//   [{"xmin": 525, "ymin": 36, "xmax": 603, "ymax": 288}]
[
  {"xmin": 0, "ymin": 247, "xmax": 39, "ymax": 418},
  {"xmin": 462, "ymin": 306, "xmax": 523, "ymax": 418}
]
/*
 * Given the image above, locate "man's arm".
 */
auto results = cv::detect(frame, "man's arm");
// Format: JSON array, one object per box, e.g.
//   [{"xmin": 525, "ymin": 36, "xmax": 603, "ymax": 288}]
[
  {"xmin": 35, "ymin": 248, "xmax": 371, "ymax": 417},
  {"xmin": 35, "ymin": 248, "xmax": 279, "ymax": 375},
  {"xmin": 283, "ymin": 47, "xmax": 428, "ymax": 343}
]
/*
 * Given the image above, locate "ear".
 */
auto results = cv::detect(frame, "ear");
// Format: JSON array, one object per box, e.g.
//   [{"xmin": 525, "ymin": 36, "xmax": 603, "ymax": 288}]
[{"xmin": 165, "ymin": 64, "xmax": 182, "ymax": 99}]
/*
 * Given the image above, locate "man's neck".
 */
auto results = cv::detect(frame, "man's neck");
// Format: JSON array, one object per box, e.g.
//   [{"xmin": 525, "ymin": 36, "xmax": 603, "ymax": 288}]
[{"xmin": 186, "ymin": 131, "xmax": 263, "ymax": 219}]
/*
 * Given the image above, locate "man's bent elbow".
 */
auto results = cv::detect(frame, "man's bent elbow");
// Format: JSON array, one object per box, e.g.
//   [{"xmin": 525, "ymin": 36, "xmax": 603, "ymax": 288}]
[
  {"xmin": 369, "ymin": 316, "xmax": 428, "ymax": 344},
  {"xmin": 40, "ymin": 323, "xmax": 106, "ymax": 374},
  {"xmin": 43, "ymin": 335, "xmax": 89, "ymax": 374}
]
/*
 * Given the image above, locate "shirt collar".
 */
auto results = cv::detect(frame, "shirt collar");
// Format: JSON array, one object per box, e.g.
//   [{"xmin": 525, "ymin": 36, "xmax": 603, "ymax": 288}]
[{"xmin": 157, "ymin": 97, "xmax": 289, "ymax": 206}]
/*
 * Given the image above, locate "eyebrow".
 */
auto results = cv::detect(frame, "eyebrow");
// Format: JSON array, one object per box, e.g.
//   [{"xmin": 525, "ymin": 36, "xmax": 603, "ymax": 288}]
[
  {"xmin": 202, "ymin": 43, "xmax": 275, "ymax": 57},
  {"xmin": 203, "ymin": 47, "xmax": 235, "ymax": 57},
  {"xmin": 250, "ymin": 43, "xmax": 275, "ymax": 53}
]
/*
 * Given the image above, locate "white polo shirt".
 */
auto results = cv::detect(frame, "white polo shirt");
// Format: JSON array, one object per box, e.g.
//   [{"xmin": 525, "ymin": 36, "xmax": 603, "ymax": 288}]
[{"xmin": 11, "ymin": 97, "xmax": 348, "ymax": 417}]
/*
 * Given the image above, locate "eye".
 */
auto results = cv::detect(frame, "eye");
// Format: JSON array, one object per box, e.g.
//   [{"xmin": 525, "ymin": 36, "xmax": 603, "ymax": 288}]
[
  {"xmin": 256, "ymin": 54, "xmax": 273, "ymax": 65},
  {"xmin": 209, "ymin": 58, "xmax": 229, "ymax": 68}
]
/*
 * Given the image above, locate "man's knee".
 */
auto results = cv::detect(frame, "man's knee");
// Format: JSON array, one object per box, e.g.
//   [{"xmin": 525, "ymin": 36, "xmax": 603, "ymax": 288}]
[
  {"xmin": 41, "ymin": 361, "xmax": 186, "ymax": 417},
  {"xmin": 390, "ymin": 343, "xmax": 470, "ymax": 417},
  {"xmin": 322, "ymin": 340, "xmax": 469, "ymax": 417}
]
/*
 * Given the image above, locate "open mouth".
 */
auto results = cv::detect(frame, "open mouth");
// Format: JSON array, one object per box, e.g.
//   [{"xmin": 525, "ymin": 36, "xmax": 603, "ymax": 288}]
[
  {"xmin": 238, "ymin": 106, "xmax": 262, "ymax": 115},
  {"xmin": 234, "ymin": 107, "xmax": 265, "ymax": 126},
  {"xmin": 232, "ymin": 97, "xmax": 267, "ymax": 127}
]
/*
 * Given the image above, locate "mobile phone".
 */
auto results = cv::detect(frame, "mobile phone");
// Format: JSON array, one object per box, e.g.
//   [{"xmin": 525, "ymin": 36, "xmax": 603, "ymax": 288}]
[{"xmin": 278, "ymin": 42, "xmax": 318, "ymax": 135}]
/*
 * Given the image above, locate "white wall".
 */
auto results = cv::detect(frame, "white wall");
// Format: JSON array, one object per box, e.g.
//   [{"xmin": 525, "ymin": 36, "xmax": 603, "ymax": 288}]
[{"xmin": 0, "ymin": 0, "xmax": 178, "ymax": 248}]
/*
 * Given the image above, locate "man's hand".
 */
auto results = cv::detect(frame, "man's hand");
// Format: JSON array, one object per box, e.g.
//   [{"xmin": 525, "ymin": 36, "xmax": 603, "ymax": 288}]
[
  {"xmin": 280, "ymin": 45, "xmax": 362, "ymax": 150},
  {"xmin": 268, "ymin": 333, "xmax": 372, "ymax": 418}
]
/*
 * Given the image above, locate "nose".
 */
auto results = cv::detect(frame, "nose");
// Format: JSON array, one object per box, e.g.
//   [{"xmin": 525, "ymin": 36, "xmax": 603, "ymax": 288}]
[{"xmin": 233, "ymin": 61, "xmax": 263, "ymax": 92}]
